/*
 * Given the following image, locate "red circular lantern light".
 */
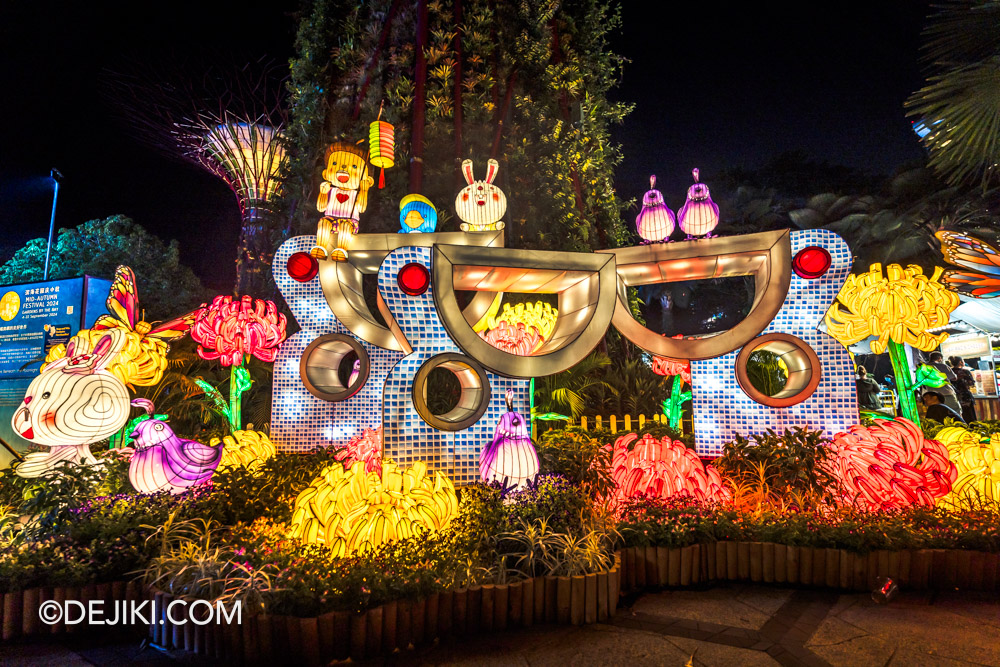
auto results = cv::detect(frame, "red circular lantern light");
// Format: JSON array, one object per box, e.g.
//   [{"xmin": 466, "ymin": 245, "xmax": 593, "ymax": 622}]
[
  {"xmin": 792, "ymin": 246, "xmax": 832, "ymax": 279},
  {"xmin": 287, "ymin": 252, "xmax": 319, "ymax": 282},
  {"xmin": 397, "ymin": 263, "xmax": 430, "ymax": 296}
]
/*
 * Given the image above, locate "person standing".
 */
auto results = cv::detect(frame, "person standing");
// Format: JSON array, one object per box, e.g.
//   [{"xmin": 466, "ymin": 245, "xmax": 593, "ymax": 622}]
[
  {"xmin": 949, "ymin": 355, "xmax": 979, "ymax": 423},
  {"xmin": 855, "ymin": 366, "xmax": 883, "ymax": 411},
  {"xmin": 927, "ymin": 351, "xmax": 965, "ymax": 415}
]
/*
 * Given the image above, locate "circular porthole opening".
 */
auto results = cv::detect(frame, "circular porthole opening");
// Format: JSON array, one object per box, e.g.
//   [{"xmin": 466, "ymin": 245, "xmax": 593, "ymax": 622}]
[
  {"xmin": 413, "ymin": 353, "xmax": 491, "ymax": 431},
  {"xmin": 735, "ymin": 333, "xmax": 821, "ymax": 407},
  {"xmin": 300, "ymin": 334, "xmax": 370, "ymax": 402}
]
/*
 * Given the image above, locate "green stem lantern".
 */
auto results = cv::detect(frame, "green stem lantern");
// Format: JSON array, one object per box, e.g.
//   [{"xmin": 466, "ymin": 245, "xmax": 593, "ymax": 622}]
[{"xmin": 190, "ymin": 295, "xmax": 287, "ymax": 432}]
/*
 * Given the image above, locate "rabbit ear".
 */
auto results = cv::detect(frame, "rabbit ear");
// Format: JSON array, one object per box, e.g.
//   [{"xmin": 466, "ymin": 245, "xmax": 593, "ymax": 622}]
[
  {"xmin": 462, "ymin": 159, "xmax": 475, "ymax": 185},
  {"xmin": 90, "ymin": 332, "xmax": 121, "ymax": 371},
  {"xmin": 485, "ymin": 159, "xmax": 499, "ymax": 184}
]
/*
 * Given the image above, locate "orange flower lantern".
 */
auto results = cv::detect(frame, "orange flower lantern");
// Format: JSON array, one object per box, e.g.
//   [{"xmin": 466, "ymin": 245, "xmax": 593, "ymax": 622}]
[{"xmin": 825, "ymin": 418, "xmax": 956, "ymax": 510}]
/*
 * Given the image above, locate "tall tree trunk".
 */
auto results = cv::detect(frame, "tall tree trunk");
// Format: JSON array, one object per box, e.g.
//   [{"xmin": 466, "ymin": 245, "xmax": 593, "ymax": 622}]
[
  {"xmin": 410, "ymin": 0, "xmax": 429, "ymax": 193},
  {"xmin": 549, "ymin": 19, "xmax": 600, "ymax": 246},
  {"xmin": 352, "ymin": 0, "xmax": 402, "ymax": 121},
  {"xmin": 453, "ymin": 0, "xmax": 464, "ymax": 168}
]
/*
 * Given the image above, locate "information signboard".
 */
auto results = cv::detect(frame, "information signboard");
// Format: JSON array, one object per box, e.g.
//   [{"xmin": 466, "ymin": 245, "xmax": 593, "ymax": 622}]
[{"xmin": 0, "ymin": 276, "xmax": 111, "ymax": 467}]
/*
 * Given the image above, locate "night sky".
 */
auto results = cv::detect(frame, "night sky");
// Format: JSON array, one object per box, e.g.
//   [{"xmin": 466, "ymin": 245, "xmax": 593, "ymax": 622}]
[{"xmin": 0, "ymin": 1, "xmax": 930, "ymax": 291}]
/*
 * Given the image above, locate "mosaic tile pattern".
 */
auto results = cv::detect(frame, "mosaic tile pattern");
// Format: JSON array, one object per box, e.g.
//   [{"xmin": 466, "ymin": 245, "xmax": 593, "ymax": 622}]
[
  {"xmin": 378, "ymin": 246, "xmax": 530, "ymax": 486},
  {"xmin": 271, "ymin": 236, "xmax": 403, "ymax": 452},
  {"xmin": 690, "ymin": 230, "xmax": 858, "ymax": 457}
]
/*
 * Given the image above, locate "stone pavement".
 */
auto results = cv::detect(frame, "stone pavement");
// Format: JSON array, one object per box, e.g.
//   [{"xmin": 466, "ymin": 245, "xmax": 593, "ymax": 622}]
[{"xmin": 1, "ymin": 584, "xmax": 998, "ymax": 666}]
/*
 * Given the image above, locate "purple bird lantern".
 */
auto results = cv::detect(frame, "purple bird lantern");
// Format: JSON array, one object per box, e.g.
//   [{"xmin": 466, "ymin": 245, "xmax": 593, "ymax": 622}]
[
  {"xmin": 479, "ymin": 390, "xmax": 539, "ymax": 491},
  {"xmin": 678, "ymin": 168, "xmax": 720, "ymax": 239},
  {"xmin": 128, "ymin": 401, "xmax": 222, "ymax": 494},
  {"xmin": 635, "ymin": 175, "xmax": 676, "ymax": 243}
]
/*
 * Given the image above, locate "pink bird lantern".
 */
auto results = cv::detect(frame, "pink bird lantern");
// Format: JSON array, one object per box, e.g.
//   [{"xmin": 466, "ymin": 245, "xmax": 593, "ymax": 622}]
[
  {"xmin": 635, "ymin": 175, "xmax": 675, "ymax": 243},
  {"xmin": 678, "ymin": 168, "xmax": 720, "ymax": 239}
]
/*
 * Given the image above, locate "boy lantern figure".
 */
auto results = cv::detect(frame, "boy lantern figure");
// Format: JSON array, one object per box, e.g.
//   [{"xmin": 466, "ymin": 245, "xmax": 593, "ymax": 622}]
[
  {"xmin": 313, "ymin": 142, "xmax": 375, "ymax": 261},
  {"xmin": 455, "ymin": 159, "xmax": 507, "ymax": 232}
]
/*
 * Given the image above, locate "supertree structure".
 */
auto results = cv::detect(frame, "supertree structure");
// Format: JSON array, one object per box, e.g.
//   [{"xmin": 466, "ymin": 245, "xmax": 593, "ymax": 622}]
[{"xmin": 107, "ymin": 59, "xmax": 287, "ymax": 295}]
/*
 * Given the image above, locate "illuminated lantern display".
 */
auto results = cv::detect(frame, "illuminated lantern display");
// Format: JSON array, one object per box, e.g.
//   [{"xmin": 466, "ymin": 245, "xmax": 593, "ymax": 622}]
[
  {"xmin": 191, "ymin": 295, "xmax": 287, "ymax": 430},
  {"xmin": 651, "ymin": 337, "xmax": 692, "ymax": 430},
  {"xmin": 455, "ymin": 159, "xmax": 507, "ymax": 232},
  {"xmin": 825, "ymin": 418, "xmax": 956, "ymax": 510},
  {"xmin": 128, "ymin": 401, "xmax": 223, "ymax": 494},
  {"xmin": 677, "ymin": 168, "xmax": 720, "ymax": 239},
  {"xmin": 288, "ymin": 460, "xmax": 457, "ymax": 555},
  {"xmin": 44, "ymin": 266, "xmax": 194, "ymax": 389},
  {"xmin": 398, "ymin": 194, "xmax": 438, "ymax": 234},
  {"xmin": 935, "ymin": 231, "xmax": 1000, "ymax": 299},
  {"xmin": 344, "ymin": 426, "xmax": 383, "ymax": 475},
  {"xmin": 479, "ymin": 390, "xmax": 539, "ymax": 490},
  {"xmin": 607, "ymin": 432, "xmax": 731, "ymax": 508},
  {"xmin": 935, "ymin": 427, "xmax": 1000, "ymax": 505},
  {"xmin": 635, "ymin": 175, "xmax": 676, "ymax": 243},
  {"xmin": 314, "ymin": 142, "xmax": 375, "ymax": 261},
  {"xmin": 368, "ymin": 118, "xmax": 395, "ymax": 189},
  {"xmin": 487, "ymin": 301, "xmax": 558, "ymax": 342},
  {"xmin": 211, "ymin": 430, "xmax": 277, "ymax": 471},
  {"xmin": 479, "ymin": 321, "xmax": 544, "ymax": 356},
  {"xmin": 286, "ymin": 251, "xmax": 319, "ymax": 283},
  {"xmin": 13, "ymin": 331, "xmax": 131, "ymax": 478},
  {"xmin": 826, "ymin": 263, "xmax": 959, "ymax": 424}
]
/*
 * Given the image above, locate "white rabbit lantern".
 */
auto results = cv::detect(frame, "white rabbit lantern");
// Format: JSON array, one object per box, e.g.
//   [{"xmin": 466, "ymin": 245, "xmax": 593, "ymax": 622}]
[
  {"xmin": 12, "ymin": 330, "xmax": 131, "ymax": 478},
  {"xmin": 455, "ymin": 159, "xmax": 507, "ymax": 232}
]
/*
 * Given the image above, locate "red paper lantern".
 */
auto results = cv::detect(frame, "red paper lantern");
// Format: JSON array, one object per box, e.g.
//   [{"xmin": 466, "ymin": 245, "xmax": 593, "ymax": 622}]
[{"xmin": 287, "ymin": 252, "xmax": 319, "ymax": 282}]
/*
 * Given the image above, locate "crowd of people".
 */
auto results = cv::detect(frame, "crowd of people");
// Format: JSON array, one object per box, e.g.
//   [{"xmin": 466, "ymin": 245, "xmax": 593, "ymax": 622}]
[{"xmin": 855, "ymin": 352, "xmax": 979, "ymax": 424}]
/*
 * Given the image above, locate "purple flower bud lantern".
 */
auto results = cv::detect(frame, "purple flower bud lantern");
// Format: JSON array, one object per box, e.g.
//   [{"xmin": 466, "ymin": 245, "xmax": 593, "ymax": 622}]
[{"xmin": 678, "ymin": 168, "xmax": 720, "ymax": 239}]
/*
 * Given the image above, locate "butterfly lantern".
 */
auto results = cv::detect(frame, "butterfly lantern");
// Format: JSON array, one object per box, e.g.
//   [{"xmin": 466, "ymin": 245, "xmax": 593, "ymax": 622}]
[
  {"xmin": 479, "ymin": 389, "xmax": 539, "ymax": 491},
  {"xmin": 43, "ymin": 266, "xmax": 196, "ymax": 389},
  {"xmin": 936, "ymin": 231, "xmax": 1000, "ymax": 299}
]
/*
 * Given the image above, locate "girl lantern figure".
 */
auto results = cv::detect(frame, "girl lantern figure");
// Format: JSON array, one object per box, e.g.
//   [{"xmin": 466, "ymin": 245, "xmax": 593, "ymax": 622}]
[
  {"xmin": 636, "ymin": 175, "xmax": 675, "ymax": 243},
  {"xmin": 398, "ymin": 194, "xmax": 438, "ymax": 234},
  {"xmin": 678, "ymin": 168, "xmax": 720, "ymax": 239},
  {"xmin": 314, "ymin": 142, "xmax": 375, "ymax": 261},
  {"xmin": 480, "ymin": 390, "xmax": 539, "ymax": 491},
  {"xmin": 456, "ymin": 159, "xmax": 506, "ymax": 232}
]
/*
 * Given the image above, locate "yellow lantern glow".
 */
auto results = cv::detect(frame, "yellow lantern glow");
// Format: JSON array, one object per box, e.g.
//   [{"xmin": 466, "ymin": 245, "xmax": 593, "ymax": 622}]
[
  {"xmin": 825, "ymin": 263, "xmax": 959, "ymax": 354},
  {"xmin": 288, "ymin": 460, "xmax": 457, "ymax": 556},
  {"xmin": 368, "ymin": 120, "xmax": 395, "ymax": 188},
  {"xmin": 936, "ymin": 427, "xmax": 1000, "ymax": 505},
  {"xmin": 488, "ymin": 301, "xmax": 559, "ymax": 341},
  {"xmin": 211, "ymin": 429, "xmax": 277, "ymax": 471}
]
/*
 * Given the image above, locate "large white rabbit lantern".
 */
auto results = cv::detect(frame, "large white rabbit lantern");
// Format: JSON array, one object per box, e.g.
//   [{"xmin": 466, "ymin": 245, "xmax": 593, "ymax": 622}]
[
  {"xmin": 12, "ymin": 329, "xmax": 131, "ymax": 478},
  {"xmin": 455, "ymin": 159, "xmax": 507, "ymax": 232}
]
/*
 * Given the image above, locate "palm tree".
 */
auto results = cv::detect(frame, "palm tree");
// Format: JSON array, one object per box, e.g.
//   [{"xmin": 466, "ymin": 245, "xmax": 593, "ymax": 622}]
[
  {"xmin": 906, "ymin": 1, "xmax": 1000, "ymax": 189},
  {"xmin": 533, "ymin": 353, "xmax": 616, "ymax": 420}
]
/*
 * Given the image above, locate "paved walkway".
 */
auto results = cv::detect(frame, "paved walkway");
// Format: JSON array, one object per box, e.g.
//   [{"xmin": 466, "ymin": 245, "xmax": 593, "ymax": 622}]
[{"xmin": 1, "ymin": 584, "xmax": 998, "ymax": 666}]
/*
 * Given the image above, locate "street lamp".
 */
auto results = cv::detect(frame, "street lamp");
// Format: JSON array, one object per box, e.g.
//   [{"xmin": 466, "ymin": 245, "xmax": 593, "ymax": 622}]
[{"xmin": 43, "ymin": 169, "xmax": 63, "ymax": 281}]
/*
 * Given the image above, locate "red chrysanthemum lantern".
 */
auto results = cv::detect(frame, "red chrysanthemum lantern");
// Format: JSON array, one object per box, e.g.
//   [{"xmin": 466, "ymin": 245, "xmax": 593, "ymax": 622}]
[
  {"xmin": 606, "ymin": 433, "xmax": 731, "ymax": 508},
  {"xmin": 478, "ymin": 320, "xmax": 544, "ymax": 356},
  {"xmin": 192, "ymin": 295, "xmax": 287, "ymax": 367},
  {"xmin": 825, "ymin": 418, "xmax": 956, "ymax": 511},
  {"xmin": 341, "ymin": 426, "xmax": 382, "ymax": 475}
]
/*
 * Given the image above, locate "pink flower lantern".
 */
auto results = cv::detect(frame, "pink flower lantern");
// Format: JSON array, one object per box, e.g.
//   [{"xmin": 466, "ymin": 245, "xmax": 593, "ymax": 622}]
[
  {"xmin": 191, "ymin": 295, "xmax": 287, "ymax": 431},
  {"xmin": 678, "ymin": 168, "xmax": 720, "ymax": 239},
  {"xmin": 825, "ymin": 418, "xmax": 956, "ymax": 510},
  {"xmin": 192, "ymin": 295, "xmax": 287, "ymax": 366}
]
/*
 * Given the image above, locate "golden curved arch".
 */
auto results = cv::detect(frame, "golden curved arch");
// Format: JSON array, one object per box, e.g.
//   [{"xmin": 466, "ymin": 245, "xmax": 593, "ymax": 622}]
[
  {"xmin": 432, "ymin": 245, "xmax": 618, "ymax": 377},
  {"xmin": 597, "ymin": 230, "xmax": 792, "ymax": 360},
  {"xmin": 319, "ymin": 230, "xmax": 505, "ymax": 353}
]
